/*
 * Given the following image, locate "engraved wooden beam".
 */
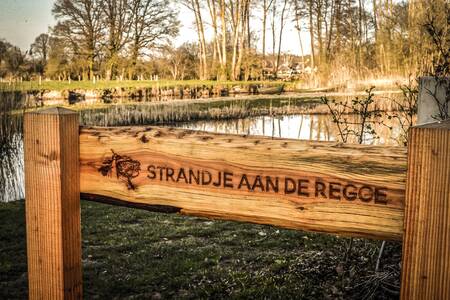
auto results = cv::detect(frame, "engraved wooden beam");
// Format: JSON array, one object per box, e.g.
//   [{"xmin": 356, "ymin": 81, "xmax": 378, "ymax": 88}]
[
  {"xmin": 80, "ymin": 126, "xmax": 407, "ymax": 240},
  {"xmin": 24, "ymin": 108, "xmax": 82, "ymax": 299}
]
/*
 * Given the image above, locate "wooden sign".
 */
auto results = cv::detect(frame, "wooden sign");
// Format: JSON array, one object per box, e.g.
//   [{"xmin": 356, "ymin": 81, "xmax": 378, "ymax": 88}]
[
  {"xmin": 24, "ymin": 108, "xmax": 450, "ymax": 299},
  {"xmin": 24, "ymin": 108, "xmax": 450, "ymax": 300},
  {"xmin": 79, "ymin": 126, "xmax": 407, "ymax": 240}
]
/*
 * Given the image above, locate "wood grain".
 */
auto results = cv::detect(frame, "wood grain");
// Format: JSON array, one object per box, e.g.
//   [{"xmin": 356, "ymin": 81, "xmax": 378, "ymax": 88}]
[
  {"xmin": 80, "ymin": 126, "xmax": 407, "ymax": 240},
  {"xmin": 24, "ymin": 108, "xmax": 82, "ymax": 300},
  {"xmin": 401, "ymin": 122, "xmax": 450, "ymax": 299}
]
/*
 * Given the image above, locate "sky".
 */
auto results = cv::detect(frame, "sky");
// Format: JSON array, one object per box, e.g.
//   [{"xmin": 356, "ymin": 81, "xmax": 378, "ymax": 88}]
[
  {"xmin": 0, "ymin": 0, "xmax": 55, "ymax": 50},
  {"xmin": 0, "ymin": 0, "xmax": 311, "ymax": 55}
]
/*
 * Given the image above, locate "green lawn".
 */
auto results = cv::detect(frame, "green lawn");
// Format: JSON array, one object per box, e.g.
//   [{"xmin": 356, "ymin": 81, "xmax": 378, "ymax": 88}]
[
  {"xmin": 0, "ymin": 200, "xmax": 401, "ymax": 299},
  {"xmin": 0, "ymin": 80, "xmax": 288, "ymax": 92}
]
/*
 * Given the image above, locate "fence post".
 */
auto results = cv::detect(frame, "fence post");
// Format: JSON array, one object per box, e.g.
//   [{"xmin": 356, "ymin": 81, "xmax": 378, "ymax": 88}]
[
  {"xmin": 24, "ymin": 107, "xmax": 82, "ymax": 299},
  {"xmin": 401, "ymin": 120, "xmax": 450, "ymax": 299}
]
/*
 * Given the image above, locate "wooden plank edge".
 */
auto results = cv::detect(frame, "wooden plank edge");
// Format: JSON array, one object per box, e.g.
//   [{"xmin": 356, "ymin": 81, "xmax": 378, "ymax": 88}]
[
  {"xmin": 81, "ymin": 193, "xmax": 182, "ymax": 214},
  {"xmin": 81, "ymin": 193, "xmax": 402, "ymax": 241}
]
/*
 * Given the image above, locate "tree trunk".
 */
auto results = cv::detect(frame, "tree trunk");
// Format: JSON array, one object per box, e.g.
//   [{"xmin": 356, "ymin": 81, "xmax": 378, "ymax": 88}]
[
  {"xmin": 220, "ymin": 0, "xmax": 227, "ymax": 80},
  {"xmin": 271, "ymin": 0, "xmax": 277, "ymax": 74},
  {"xmin": 294, "ymin": 5, "xmax": 305, "ymax": 71},
  {"xmin": 316, "ymin": 0, "xmax": 323, "ymax": 67},
  {"xmin": 262, "ymin": 0, "xmax": 274, "ymax": 69},
  {"xmin": 230, "ymin": 0, "xmax": 242, "ymax": 80},
  {"xmin": 308, "ymin": 0, "xmax": 315, "ymax": 70},
  {"xmin": 276, "ymin": 0, "xmax": 288, "ymax": 74},
  {"xmin": 191, "ymin": 0, "xmax": 208, "ymax": 79},
  {"xmin": 207, "ymin": 0, "xmax": 223, "ymax": 79},
  {"xmin": 326, "ymin": 0, "xmax": 335, "ymax": 62},
  {"xmin": 236, "ymin": 0, "xmax": 250, "ymax": 80}
]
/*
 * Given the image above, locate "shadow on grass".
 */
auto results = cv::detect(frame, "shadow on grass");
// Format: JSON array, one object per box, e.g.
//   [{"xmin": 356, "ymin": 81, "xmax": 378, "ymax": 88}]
[{"xmin": 0, "ymin": 200, "xmax": 401, "ymax": 299}]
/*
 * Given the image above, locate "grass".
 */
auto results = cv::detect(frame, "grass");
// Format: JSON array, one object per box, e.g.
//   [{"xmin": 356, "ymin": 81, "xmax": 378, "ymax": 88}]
[
  {"xmin": 0, "ymin": 80, "xmax": 288, "ymax": 92},
  {"xmin": 0, "ymin": 77, "xmax": 407, "ymax": 93},
  {"xmin": 1, "ymin": 200, "xmax": 402, "ymax": 299}
]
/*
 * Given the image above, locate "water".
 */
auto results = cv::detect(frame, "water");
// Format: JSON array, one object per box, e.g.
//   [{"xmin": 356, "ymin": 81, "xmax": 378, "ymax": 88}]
[
  {"xmin": 177, "ymin": 114, "xmax": 405, "ymax": 145},
  {"xmin": 1, "ymin": 90, "xmax": 26, "ymax": 202},
  {"xmin": 0, "ymin": 92, "xmax": 409, "ymax": 202},
  {"xmin": 1, "ymin": 136, "xmax": 24, "ymax": 202}
]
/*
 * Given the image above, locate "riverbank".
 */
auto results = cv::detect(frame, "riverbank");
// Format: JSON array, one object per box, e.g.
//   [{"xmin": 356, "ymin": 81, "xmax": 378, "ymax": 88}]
[
  {"xmin": 1, "ymin": 200, "xmax": 401, "ymax": 299},
  {"xmin": 0, "ymin": 77, "xmax": 406, "ymax": 106},
  {"xmin": 1, "ymin": 76, "xmax": 407, "ymax": 92},
  {"xmin": 1, "ymin": 80, "xmax": 280, "ymax": 91}
]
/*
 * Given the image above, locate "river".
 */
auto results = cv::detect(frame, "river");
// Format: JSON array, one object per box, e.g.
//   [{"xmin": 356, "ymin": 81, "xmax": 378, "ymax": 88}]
[{"xmin": 0, "ymin": 91, "xmax": 409, "ymax": 202}]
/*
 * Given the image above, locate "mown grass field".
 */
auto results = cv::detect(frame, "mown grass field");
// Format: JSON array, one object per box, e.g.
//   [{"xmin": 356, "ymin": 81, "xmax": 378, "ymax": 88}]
[
  {"xmin": 1, "ymin": 200, "xmax": 401, "ymax": 299},
  {"xmin": 0, "ymin": 80, "xmax": 288, "ymax": 92}
]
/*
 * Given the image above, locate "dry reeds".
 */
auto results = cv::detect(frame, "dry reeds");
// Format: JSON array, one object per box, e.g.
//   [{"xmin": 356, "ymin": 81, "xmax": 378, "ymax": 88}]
[
  {"xmin": 0, "ymin": 86, "xmax": 29, "ymax": 202},
  {"xmin": 79, "ymin": 98, "xmax": 322, "ymax": 127}
]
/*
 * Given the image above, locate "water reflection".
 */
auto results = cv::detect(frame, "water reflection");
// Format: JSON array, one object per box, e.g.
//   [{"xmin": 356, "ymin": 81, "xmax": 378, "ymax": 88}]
[
  {"xmin": 1, "ymin": 136, "xmax": 24, "ymax": 202},
  {"xmin": 0, "ymin": 91, "xmax": 25, "ymax": 202},
  {"xmin": 178, "ymin": 114, "xmax": 404, "ymax": 145}
]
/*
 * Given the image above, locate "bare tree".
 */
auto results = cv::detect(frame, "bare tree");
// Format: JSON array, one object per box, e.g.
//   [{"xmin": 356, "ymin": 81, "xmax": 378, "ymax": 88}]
[
  {"xmin": 307, "ymin": 0, "xmax": 315, "ymax": 70},
  {"xmin": 21, "ymin": 0, "xmax": 450, "ymax": 82},
  {"xmin": 235, "ymin": 0, "xmax": 251, "ymax": 80},
  {"xmin": 207, "ymin": 0, "xmax": 227, "ymax": 79},
  {"xmin": 182, "ymin": 0, "xmax": 208, "ymax": 79},
  {"xmin": 53, "ymin": 0, "xmax": 103, "ymax": 80},
  {"xmin": 270, "ymin": 0, "xmax": 277, "ymax": 72},
  {"xmin": 229, "ymin": 0, "xmax": 241, "ymax": 80},
  {"xmin": 101, "ymin": 0, "xmax": 132, "ymax": 80},
  {"xmin": 29, "ymin": 33, "xmax": 51, "ymax": 75},
  {"xmin": 261, "ymin": 0, "xmax": 274, "ymax": 67},
  {"xmin": 220, "ymin": 0, "xmax": 227, "ymax": 78},
  {"xmin": 229, "ymin": 0, "xmax": 251, "ymax": 80},
  {"xmin": 0, "ymin": 40, "xmax": 11, "ymax": 69},
  {"xmin": 293, "ymin": 0, "xmax": 306, "ymax": 70},
  {"xmin": 4, "ymin": 46, "xmax": 25, "ymax": 76},
  {"xmin": 31, "ymin": 33, "xmax": 50, "ymax": 63},
  {"xmin": 166, "ymin": 43, "xmax": 197, "ymax": 80},
  {"xmin": 128, "ymin": 0, "xmax": 179, "ymax": 79},
  {"xmin": 275, "ymin": 0, "xmax": 289, "ymax": 74}
]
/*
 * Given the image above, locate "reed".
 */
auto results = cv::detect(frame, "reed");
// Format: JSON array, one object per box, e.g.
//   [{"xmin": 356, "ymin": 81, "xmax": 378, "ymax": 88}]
[
  {"xmin": 78, "ymin": 92, "xmax": 404, "ymax": 128},
  {"xmin": 0, "ymin": 89, "xmax": 26, "ymax": 150},
  {"xmin": 79, "ymin": 98, "xmax": 323, "ymax": 127},
  {"xmin": 0, "ymin": 86, "xmax": 29, "ymax": 202}
]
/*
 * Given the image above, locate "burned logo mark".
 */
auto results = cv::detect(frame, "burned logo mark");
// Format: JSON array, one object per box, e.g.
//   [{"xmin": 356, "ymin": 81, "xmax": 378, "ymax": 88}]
[
  {"xmin": 140, "ymin": 134, "xmax": 149, "ymax": 143},
  {"xmin": 99, "ymin": 150, "xmax": 141, "ymax": 190}
]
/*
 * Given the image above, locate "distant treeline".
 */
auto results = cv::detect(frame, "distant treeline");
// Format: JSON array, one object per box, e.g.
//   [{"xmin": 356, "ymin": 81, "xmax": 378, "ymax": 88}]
[{"xmin": 0, "ymin": 0, "xmax": 448, "ymax": 83}]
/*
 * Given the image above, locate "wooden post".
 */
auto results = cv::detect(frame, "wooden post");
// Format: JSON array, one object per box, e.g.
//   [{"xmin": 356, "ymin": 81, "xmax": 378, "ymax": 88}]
[
  {"xmin": 24, "ymin": 107, "xmax": 82, "ymax": 299},
  {"xmin": 401, "ymin": 120, "xmax": 450, "ymax": 299}
]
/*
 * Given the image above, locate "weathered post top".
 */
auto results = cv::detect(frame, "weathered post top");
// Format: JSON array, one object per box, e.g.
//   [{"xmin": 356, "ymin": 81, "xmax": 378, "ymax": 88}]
[
  {"xmin": 31, "ymin": 106, "xmax": 79, "ymax": 115},
  {"xmin": 414, "ymin": 118, "xmax": 450, "ymax": 129}
]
